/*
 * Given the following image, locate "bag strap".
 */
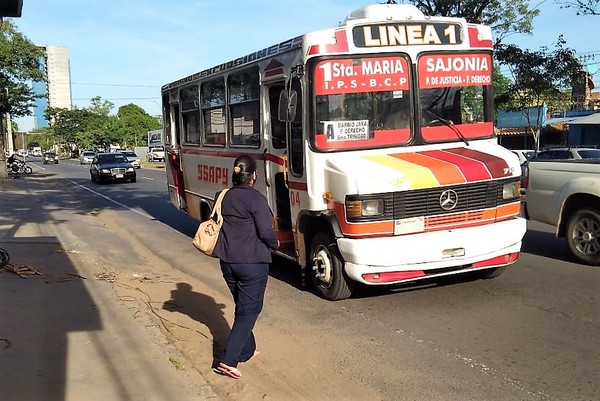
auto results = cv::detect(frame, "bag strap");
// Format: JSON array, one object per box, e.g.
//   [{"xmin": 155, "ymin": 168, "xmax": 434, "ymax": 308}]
[{"xmin": 210, "ymin": 189, "xmax": 229, "ymax": 219}]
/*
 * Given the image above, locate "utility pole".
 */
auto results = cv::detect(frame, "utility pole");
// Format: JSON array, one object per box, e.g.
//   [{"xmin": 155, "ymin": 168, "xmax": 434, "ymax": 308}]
[{"xmin": 0, "ymin": 0, "xmax": 24, "ymax": 179}]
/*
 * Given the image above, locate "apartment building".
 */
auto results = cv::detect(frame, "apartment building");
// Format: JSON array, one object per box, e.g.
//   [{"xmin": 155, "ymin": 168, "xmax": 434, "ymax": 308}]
[{"xmin": 32, "ymin": 45, "xmax": 72, "ymax": 128}]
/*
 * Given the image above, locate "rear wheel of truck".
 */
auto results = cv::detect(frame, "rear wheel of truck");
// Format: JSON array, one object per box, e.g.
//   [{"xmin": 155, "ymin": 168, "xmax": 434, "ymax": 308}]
[
  {"xmin": 566, "ymin": 208, "xmax": 600, "ymax": 266},
  {"xmin": 309, "ymin": 231, "xmax": 354, "ymax": 301}
]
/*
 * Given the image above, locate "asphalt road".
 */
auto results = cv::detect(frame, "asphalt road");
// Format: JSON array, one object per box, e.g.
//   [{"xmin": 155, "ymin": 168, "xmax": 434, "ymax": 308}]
[{"xmin": 25, "ymin": 157, "xmax": 600, "ymax": 401}]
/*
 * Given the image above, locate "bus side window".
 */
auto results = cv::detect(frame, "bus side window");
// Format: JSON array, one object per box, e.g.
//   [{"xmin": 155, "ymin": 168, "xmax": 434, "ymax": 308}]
[
  {"xmin": 201, "ymin": 79, "xmax": 226, "ymax": 146},
  {"xmin": 180, "ymin": 85, "xmax": 201, "ymax": 144},
  {"xmin": 229, "ymin": 68, "xmax": 260, "ymax": 147},
  {"xmin": 270, "ymin": 85, "xmax": 286, "ymax": 149}
]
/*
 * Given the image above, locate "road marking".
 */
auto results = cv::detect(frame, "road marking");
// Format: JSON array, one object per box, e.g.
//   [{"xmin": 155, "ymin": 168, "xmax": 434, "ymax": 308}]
[
  {"xmin": 141, "ymin": 176, "xmax": 153, "ymax": 180},
  {"xmin": 67, "ymin": 179, "xmax": 155, "ymax": 220}
]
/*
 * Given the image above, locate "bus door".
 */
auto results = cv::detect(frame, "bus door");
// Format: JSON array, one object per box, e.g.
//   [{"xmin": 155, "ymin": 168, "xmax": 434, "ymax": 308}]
[
  {"xmin": 266, "ymin": 83, "xmax": 294, "ymax": 252},
  {"xmin": 165, "ymin": 102, "xmax": 186, "ymax": 211}
]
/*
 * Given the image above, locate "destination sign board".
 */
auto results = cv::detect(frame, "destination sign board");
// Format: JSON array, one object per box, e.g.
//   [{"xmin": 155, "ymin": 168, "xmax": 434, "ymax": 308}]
[{"xmin": 353, "ymin": 22, "xmax": 463, "ymax": 48}]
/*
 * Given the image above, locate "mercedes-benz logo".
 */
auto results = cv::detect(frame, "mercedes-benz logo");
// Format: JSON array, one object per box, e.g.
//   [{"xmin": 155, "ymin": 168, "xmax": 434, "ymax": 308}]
[{"xmin": 439, "ymin": 189, "xmax": 459, "ymax": 211}]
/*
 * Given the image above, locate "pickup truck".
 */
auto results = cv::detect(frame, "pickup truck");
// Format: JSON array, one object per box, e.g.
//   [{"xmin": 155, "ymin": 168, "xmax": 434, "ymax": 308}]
[
  {"xmin": 524, "ymin": 159, "xmax": 600, "ymax": 265},
  {"xmin": 146, "ymin": 147, "xmax": 165, "ymax": 162}
]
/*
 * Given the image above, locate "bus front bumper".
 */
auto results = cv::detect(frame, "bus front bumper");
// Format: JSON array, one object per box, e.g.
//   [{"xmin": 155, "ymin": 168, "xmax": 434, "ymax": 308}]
[{"xmin": 338, "ymin": 217, "xmax": 527, "ymax": 285}]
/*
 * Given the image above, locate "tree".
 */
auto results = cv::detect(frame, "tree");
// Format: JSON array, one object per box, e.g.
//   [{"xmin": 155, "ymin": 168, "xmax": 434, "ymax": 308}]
[
  {"xmin": 555, "ymin": 0, "xmax": 600, "ymax": 15},
  {"xmin": 408, "ymin": 0, "xmax": 540, "ymax": 43},
  {"xmin": 28, "ymin": 127, "xmax": 55, "ymax": 151},
  {"xmin": 0, "ymin": 20, "xmax": 46, "ymax": 117},
  {"xmin": 44, "ymin": 106, "xmax": 110, "ymax": 152},
  {"xmin": 493, "ymin": 64, "xmax": 515, "ymax": 111},
  {"xmin": 494, "ymin": 36, "xmax": 584, "ymax": 151},
  {"xmin": 116, "ymin": 104, "xmax": 161, "ymax": 148},
  {"xmin": 45, "ymin": 100, "xmax": 162, "ymax": 152},
  {"xmin": 88, "ymin": 96, "xmax": 114, "ymax": 117}
]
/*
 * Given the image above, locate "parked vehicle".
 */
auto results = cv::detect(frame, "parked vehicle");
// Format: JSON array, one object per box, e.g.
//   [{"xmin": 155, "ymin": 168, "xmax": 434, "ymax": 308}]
[
  {"xmin": 511, "ymin": 149, "xmax": 535, "ymax": 165},
  {"xmin": 524, "ymin": 159, "xmax": 600, "ymax": 265},
  {"xmin": 120, "ymin": 151, "xmax": 141, "ymax": 168},
  {"xmin": 8, "ymin": 158, "xmax": 32, "ymax": 175},
  {"xmin": 535, "ymin": 147, "xmax": 600, "ymax": 160},
  {"xmin": 43, "ymin": 151, "xmax": 59, "ymax": 164},
  {"xmin": 80, "ymin": 151, "xmax": 96, "ymax": 164},
  {"xmin": 90, "ymin": 153, "xmax": 136, "ymax": 184},
  {"xmin": 510, "ymin": 149, "xmax": 535, "ymax": 192},
  {"xmin": 146, "ymin": 147, "xmax": 165, "ymax": 162}
]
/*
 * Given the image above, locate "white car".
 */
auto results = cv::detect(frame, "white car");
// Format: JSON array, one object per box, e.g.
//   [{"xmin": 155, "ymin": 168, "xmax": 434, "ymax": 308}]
[
  {"xmin": 146, "ymin": 147, "xmax": 165, "ymax": 162},
  {"xmin": 121, "ymin": 151, "xmax": 141, "ymax": 168},
  {"xmin": 536, "ymin": 147, "xmax": 600, "ymax": 160},
  {"xmin": 511, "ymin": 149, "xmax": 535, "ymax": 165},
  {"xmin": 80, "ymin": 151, "xmax": 96, "ymax": 164}
]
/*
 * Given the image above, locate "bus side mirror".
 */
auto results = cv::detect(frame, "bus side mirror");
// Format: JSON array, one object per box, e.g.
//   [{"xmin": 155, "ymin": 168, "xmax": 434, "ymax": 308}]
[{"xmin": 278, "ymin": 90, "xmax": 297, "ymax": 122}]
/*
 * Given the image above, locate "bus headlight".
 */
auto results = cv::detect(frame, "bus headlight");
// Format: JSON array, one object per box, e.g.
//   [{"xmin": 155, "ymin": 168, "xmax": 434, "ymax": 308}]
[
  {"xmin": 346, "ymin": 198, "xmax": 384, "ymax": 218},
  {"xmin": 502, "ymin": 181, "xmax": 520, "ymax": 199}
]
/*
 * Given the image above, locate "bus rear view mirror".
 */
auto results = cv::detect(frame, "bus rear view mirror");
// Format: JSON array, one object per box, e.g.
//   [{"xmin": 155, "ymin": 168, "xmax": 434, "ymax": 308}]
[{"xmin": 278, "ymin": 90, "xmax": 297, "ymax": 122}]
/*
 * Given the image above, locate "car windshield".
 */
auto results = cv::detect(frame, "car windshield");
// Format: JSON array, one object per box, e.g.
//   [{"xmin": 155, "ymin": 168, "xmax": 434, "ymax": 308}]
[
  {"xmin": 99, "ymin": 154, "xmax": 127, "ymax": 163},
  {"xmin": 83, "ymin": 152, "xmax": 95, "ymax": 156},
  {"xmin": 122, "ymin": 152, "xmax": 137, "ymax": 157}
]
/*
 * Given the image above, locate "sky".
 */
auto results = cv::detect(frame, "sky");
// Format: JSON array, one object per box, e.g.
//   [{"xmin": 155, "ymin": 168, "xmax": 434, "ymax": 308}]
[{"xmin": 11, "ymin": 0, "xmax": 600, "ymax": 131}]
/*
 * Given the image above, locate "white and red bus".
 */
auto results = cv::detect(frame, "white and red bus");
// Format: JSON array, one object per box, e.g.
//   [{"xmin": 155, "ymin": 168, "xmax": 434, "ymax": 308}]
[{"xmin": 160, "ymin": 3, "xmax": 526, "ymax": 300}]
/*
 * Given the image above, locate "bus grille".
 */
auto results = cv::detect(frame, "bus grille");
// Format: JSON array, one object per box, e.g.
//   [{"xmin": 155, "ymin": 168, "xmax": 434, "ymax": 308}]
[{"xmin": 393, "ymin": 181, "xmax": 501, "ymax": 219}]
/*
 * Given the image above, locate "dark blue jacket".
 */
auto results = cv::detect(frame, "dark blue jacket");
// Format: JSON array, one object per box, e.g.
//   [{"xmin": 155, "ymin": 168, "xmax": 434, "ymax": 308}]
[{"xmin": 213, "ymin": 185, "xmax": 278, "ymax": 263}]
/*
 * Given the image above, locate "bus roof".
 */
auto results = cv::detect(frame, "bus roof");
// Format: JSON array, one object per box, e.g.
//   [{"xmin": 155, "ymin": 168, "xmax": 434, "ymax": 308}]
[{"xmin": 161, "ymin": 4, "xmax": 491, "ymax": 92}]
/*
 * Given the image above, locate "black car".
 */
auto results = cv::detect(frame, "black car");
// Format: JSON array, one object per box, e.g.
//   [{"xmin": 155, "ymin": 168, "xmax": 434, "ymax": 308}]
[
  {"xmin": 43, "ymin": 151, "xmax": 59, "ymax": 164},
  {"xmin": 90, "ymin": 152, "xmax": 136, "ymax": 184}
]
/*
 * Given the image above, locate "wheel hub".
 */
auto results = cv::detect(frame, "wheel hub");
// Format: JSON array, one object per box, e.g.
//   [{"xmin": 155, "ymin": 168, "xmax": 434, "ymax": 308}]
[
  {"xmin": 573, "ymin": 217, "xmax": 600, "ymax": 256},
  {"xmin": 312, "ymin": 248, "xmax": 332, "ymax": 285}
]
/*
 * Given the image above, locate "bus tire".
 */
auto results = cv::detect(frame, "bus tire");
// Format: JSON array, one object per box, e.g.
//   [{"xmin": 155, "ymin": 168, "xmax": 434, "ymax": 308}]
[
  {"xmin": 566, "ymin": 208, "xmax": 600, "ymax": 266},
  {"xmin": 309, "ymin": 231, "xmax": 354, "ymax": 301}
]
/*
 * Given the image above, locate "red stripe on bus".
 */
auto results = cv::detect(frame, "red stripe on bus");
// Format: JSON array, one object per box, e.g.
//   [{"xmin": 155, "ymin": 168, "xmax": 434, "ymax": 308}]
[
  {"xmin": 420, "ymin": 149, "xmax": 491, "ymax": 181},
  {"xmin": 468, "ymin": 26, "xmax": 493, "ymax": 48},
  {"xmin": 444, "ymin": 148, "xmax": 510, "ymax": 178},
  {"xmin": 308, "ymin": 29, "xmax": 349, "ymax": 55},
  {"xmin": 180, "ymin": 148, "xmax": 288, "ymax": 167},
  {"xmin": 288, "ymin": 181, "xmax": 307, "ymax": 191},
  {"xmin": 391, "ymin": 152, "xmax": 466, "ymax": 185}
]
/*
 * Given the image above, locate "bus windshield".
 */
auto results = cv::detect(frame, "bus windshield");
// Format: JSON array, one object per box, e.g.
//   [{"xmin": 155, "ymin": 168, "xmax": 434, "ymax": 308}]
[
  {"xmin": 312, "ymin": 52, "xmax": 494, "ymax": 151},
  {"xmin": 418, "ymin": 52, "xmax": 494, "ymax": 142},
  {"xmin": 313, "ymin": 55, "xmax": 412, "ymax": 150}
]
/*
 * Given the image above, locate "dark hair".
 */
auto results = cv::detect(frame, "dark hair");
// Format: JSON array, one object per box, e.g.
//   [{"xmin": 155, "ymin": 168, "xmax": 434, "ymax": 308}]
[{"xmin": 232, "ymin": 154, "xmax": 257, "ymax": 186}]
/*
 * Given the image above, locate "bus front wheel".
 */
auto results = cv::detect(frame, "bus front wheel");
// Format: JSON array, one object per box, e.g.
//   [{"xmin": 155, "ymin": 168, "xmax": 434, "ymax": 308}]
[{"xmin": 309, "ymin": 232, "xmax": 354, "ymax": 301}]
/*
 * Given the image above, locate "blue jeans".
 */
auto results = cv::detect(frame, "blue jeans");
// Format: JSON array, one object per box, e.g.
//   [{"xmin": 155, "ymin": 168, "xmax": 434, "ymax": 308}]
[{"xmin": 219, "ymin": 261, "xmax": 269, "ymax": 367}]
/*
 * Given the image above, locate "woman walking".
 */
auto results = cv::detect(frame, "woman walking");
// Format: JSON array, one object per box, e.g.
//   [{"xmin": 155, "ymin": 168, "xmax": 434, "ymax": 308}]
[{"xmin": 212, "ymin": 154, "xmax": 279, "ymax": 379}]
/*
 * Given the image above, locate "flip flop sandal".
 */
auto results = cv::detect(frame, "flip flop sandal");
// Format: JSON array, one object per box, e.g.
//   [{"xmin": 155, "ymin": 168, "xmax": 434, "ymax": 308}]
[{"xmin": 215, "ymin": 363, "xmax": 242, "ymax": 379}]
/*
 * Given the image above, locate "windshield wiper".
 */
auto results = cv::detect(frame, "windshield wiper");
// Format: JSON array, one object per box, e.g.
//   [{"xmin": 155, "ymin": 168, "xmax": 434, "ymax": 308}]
[{"xmin": 424, "ymin": 109, "xmax": 469, "ymax": 146}]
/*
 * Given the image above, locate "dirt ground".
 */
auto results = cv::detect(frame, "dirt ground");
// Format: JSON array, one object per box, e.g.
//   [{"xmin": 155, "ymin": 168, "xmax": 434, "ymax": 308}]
[{"xmin": 90, "ymin": 209, "xmax": 382, "ymax": 401}]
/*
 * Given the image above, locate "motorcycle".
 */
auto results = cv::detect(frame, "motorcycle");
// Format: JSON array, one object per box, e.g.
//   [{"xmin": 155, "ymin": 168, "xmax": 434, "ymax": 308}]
[{"xmin": 8, "ymin": 159, "xmax": 33, "ymax": 175}]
